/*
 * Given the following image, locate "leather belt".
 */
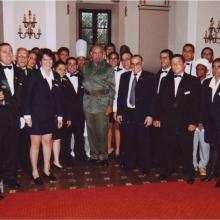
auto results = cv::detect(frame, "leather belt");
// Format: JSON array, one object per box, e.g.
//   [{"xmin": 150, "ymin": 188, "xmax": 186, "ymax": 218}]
[{"xmin": 84, "ymin": 89, "xmax": 109, "ymax": 96}]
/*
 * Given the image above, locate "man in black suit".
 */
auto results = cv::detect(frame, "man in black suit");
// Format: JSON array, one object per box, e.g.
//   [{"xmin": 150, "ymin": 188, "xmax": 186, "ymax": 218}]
[
  {"xmin": 201, "ymin": 58, "xmax": 220, "ymax": 187},
  {"xmin": 16, "ymin": 47, "xmax": 33, "ymax": 175},
  {"xmin": 0, "ymin": 43, "xmax": 25, "ymax": 195},
  {"xmin": 117, "ymin": 54, "xmax": 155, "ymax": 174},
  {"xmin": 154, "ymin": 54, "xmax": 201, "ymax": 184},
  {"xmin": 66, "ymin": 57, "xmax": 86, "ymax": 161},
  {"xmin": 152, "ymin": 49, "xmax": 173, "ymax": 169}
]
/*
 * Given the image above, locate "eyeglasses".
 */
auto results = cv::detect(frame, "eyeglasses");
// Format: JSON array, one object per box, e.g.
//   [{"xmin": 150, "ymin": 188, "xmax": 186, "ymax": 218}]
[{"xmin": 131, "ymin": 62, "xmax": 142, "ymax": 67}]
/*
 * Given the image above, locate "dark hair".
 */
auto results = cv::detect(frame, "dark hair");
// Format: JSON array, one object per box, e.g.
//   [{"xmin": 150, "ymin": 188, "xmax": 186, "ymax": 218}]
[
  {"xmin": 0, "ymin": 42, "xmax": 12, "ymax": 50},
  {"xmin": 132, "ymin": 54, "xmax": 143, "ymax": 62},
  {"xmin": 66, "ymin": 56, "xmax": 78, "ymax": 64},
  {"xmin": 119, "ymin": 44, "xmax": 130, "ymax": 59},
  {"xmin": 53, "ymin": 60, "xmax": 66, "ymax": 69},
  {"xmin": 38, "ymin": 48, "xmax": 55, "ymax": 63},
  {"xmin": 172, "ymin": 54, "xmax": 185, "ymax": 63},
  {"xmin": 108, "ymin": 51, "xmax": 119, "ymax": 60},
  {"xmin": 121, "ymin": 51, "xmax": 133, "ymax": 60},
  {"xmin": 57, "ymin": 47, "xmax": 70, "ymax": 55},
  {"xmin": 182, "ymin": 43, "xmax": 195, "ymax": 53},
  {"xmin": 212, "ymin": 58, "xmax": 220, "ymax": 67},
  {"xmin": 104, "ymin": 43, "xmax": 116, "ymax": 52},
  {"xmin": 160, "ymin": 49, "xmax": 173, "ymax": 59},
  {"xmin": 201, "ymin": 47, "xmax": 214, "ymax": 57}
]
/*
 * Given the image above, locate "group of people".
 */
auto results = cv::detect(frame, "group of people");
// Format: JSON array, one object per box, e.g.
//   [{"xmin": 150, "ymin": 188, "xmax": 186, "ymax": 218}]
[{"xmin": 0, "ymin": 40, "xmax": 220, "ymax": 200}]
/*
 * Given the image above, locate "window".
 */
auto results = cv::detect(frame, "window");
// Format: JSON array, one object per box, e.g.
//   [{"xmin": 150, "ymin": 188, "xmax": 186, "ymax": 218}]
[{"xmin": 79, "ymin": 9, "xmax": 111, "ymax": 48}]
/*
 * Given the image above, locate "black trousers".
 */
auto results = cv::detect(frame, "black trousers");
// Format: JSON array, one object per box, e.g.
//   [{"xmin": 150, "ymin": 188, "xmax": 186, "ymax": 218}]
[
  {"xmin": 151, "ymin": 127, "xmax": 163, "ymax": 168},
  {"xmin": 18, "ymin": 127, "xmax": 31, "ymax": 174},
  {"xmin": 120, "ymin": 109, "xmax": 151, "ymax": 172},
  {"xmin": 0, "ymin": 108, "xmax": 20, "ymax": 181},
  {"xmin": 160, "ymin": 128, "xmax": 195, "ymax": 177},
  {"xmin": 207, "ymin": 143, "xmax": 220, "ymax": 177},
  {"xmin": 63, "ymin": 117, "xmax": 86, "ymax": 162}
]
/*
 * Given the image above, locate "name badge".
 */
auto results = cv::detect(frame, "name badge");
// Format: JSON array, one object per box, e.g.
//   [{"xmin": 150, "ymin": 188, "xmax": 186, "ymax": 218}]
[
  {"xmin": 54, "ymin": 84, "xmax": 59, "ymax": 87},
  {"xmin": 218, "ymin": 92, "xmax": 220, "ymax": 96},
  {"xmin": 184, "ymin": 91, "xmax": 191, "ymax": 95},
  {"xmin": 1, "ymin": 85, "xmax": 7, "ymax": 89}
]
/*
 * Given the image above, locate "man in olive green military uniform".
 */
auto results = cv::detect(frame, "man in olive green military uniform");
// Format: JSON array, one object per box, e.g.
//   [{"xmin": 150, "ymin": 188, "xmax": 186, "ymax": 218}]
[{"xmin": 82, "ymin": 45, "xmax": 115, "ymax": 166}]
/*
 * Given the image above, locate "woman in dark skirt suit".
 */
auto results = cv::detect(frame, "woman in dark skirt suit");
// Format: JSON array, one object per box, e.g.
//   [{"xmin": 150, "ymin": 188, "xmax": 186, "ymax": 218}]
[
  {"xmin": 202, "ymin": 58, "xmax": 220, "ymax": 187},
  {"xmin": 24, "ymin": 48, "xmax": 63, "ymax": 185},
  {"xmin": 52, "ymin": 61, "xmax": 72, "ymax": 169}
]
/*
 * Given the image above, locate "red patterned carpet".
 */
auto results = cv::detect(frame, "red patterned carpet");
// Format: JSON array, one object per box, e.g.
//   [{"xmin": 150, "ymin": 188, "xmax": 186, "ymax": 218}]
[{"xmin": 0, "ymin": 181, "xmax": 220, "ymax": 219}]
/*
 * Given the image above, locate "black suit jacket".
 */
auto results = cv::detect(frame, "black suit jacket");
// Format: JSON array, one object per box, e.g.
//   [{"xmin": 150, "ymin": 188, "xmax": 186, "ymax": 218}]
[
  {"xmin": 0, "ymin": 64, "xmax": 25, "ymax": 118},
  {"xmin": 117, "ymin": 70, "xmax": 155, "ymax": 122},
  {"xmin": 25, "ymin": 69, "xmax": 62, "ymax": 122},
  {"xmin": 202, "ymin": 77, "xmax": 220, "ymax": 144},
  {"xmin": 67, "ymin": 73, "xmax": 84, "ymax": 122},
  {"xmin": 154, "ymin": 73, "xmax": 201, "ymax": 132}
]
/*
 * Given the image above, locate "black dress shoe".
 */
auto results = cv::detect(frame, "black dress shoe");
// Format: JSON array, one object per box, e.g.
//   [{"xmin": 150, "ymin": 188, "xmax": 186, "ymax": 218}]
[
  {"xmin": 215, "ymin": 178, "xmax": 220, "ymax": 188},
  {"xmin": 99, "ymin": 160, "xmax": 109, "ymax": 167},
  {"xmin": 5, "ymin": 179, "xmax": 21, "ymax": 189},
  {"xmin": 0, "ymin": 190, "xmax": 4, "ymax": 200},
  {"xmin": 201, "ymin": 174, "xmax": 213, "ymax": 182},
  {"xmin": 186, "ymin": 176, "xmax": 195, "ymax": 184},
  {"xmin": 142, "ymin": 169, "xmax": 150, "ymax": 176},
  {"xmin": 43, "ymin": 172, "xmax": 57, "ymax": 182},
  {"xmin": 87, "ymin": 158, "xmax": 98, "ymax": 165},
  {"xmin": 32, "ymin": 177, "xmax": 44, "ymax": 185},
  {"xmin": 159, "ymin": 174, "xmax": 168, "ymax": 181},
  {"xmin": 52, "ymin": 163, "xmax": 63, "ymax": 170}
]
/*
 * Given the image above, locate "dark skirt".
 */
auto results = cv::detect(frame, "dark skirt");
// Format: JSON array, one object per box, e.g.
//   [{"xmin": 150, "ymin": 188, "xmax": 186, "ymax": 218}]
[{"xmin": 28, "ymin": 118, "xmax": 54, "ymax": 135}]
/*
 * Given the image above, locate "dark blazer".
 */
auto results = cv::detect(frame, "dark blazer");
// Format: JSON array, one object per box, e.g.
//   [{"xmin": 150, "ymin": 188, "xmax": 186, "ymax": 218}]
[
  {"xmin": 155, "ymin": 68, "xmax": 174, "ymax": 93},
  {"xmin": 25, "ymin": 69, "xmax": 62, "ymax": 122},
  {"xmin": 59, "ymin": 75, "xmax": 74, "ymax": 122},
  {"xmin": 0, "ymin": 64, "xmax": 25, "ymax": 118},
  {"xmin": 68, "ymin": 73, "xmax": 84, "ymax": 122},
  {"xmin": 20, "ymin": 67, "xmax": 34, "ymax": 116},
  {"xmin": 154, "ymin": 73, "xmax": 201, "ymax": 132},
  {"xmin": 117, "ymin": 70, "xmax": 155, "ymax": 122},
  {"xmin": 202, "ymin": 77, "xmax": 220, "ymax": 144}
]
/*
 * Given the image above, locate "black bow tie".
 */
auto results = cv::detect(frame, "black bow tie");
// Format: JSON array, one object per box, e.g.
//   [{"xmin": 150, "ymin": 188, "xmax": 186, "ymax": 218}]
[
  {"xmin": 174, "ymin": 75, "xmax": 182, "ymax": 78},
  {"xmin": 2, "ymin": 65, "xmax": 12, "ymax": 70},
  {"xmin": 186, "ymin": 63, "xmax": 191, "ymax": 65},
  {"xmin": 161, "ymin": 70, "xmax": 168, "ymax": 74},
  {"xmin": 70, "ymin": 73, "xmax": 79, "ymax": 77},
  {"xmin": 116, "ymin": 67, "xmax": 122, "ymax": 72}
]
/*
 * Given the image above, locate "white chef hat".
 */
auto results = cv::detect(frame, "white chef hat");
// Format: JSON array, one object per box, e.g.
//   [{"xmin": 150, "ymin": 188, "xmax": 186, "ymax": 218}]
[
  {"xmin": 76, "ymin": 39, "xmax": 87, "ymax": 58},
  {"xmin": 195, "ymin": 58, "xmax": 211, "ymax": 71}
]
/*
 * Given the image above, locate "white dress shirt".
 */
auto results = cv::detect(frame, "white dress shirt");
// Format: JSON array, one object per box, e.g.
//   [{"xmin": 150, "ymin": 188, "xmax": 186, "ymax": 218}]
[
  {"xmin": 66, "ymin": 72, "xmax": 78, "ymax": 93},
  {"xmin": 40, "ymin": 67, "xmax": 54, "ymax": 90},
  {"xmin": 113, "ymin": 67, "xmax": 125, "ymax": 112},
  {"xmin": 127, "ymin": 71, "xmax": 142, "ymax": 108},
  {"xmin": 209, "ymin": 77, "xmax": 220, "ymax": 102},
  {"xmin": 185, "ymin": 60, "xmax": 196, "ymax": 76},
  {"xmin": 174, "ymin": 73, "xmax": 184, "ymax": 97},
  {"xmin": 157, "ymin": 67, "xmax": 171, "ymax": 94},
  {"xmin": 3, "ymin": 64, "xmax": 14, "ymax": 95}
]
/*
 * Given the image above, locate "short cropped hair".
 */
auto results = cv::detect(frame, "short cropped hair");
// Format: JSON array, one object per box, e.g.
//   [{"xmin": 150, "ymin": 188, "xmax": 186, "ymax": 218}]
[{"xmin": 172, "ymin": 54, "xmax": 185, "ymax": 63}]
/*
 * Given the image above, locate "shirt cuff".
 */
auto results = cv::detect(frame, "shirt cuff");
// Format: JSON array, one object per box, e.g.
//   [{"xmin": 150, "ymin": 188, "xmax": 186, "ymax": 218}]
[
  {"xmin": 24, "ymin": 115, "xmax": 31, "ymax": 120},
  {"xmin": 57, "ymin": 116, "xmax": 63, "ymax": 121}
]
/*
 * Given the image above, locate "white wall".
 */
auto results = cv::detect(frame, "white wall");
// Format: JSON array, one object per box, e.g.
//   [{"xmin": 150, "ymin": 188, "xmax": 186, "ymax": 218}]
[
  {"xmin": 196, "ymin": 1, "xmax": 220, "ymax": 59},
  {"xmin": 2, "ymin": 0, "xmax": 57, "ymax": 51},
  {"xmin": 125, "ymin": 1, "xmax": 139, "ymax": 54},
  {"xmin": 56, "ymin": 0, "xmax": 70, "ymax": 49},
  {"xmin": 168, "ymin": 0, "xmax": 220, "ymax": 58}
]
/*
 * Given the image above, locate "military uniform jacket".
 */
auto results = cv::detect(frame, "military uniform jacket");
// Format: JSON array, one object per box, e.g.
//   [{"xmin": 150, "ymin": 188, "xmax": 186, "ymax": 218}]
[{"xmin": 82, "ymin": 60, "xmax": 115, "ymax": 113}]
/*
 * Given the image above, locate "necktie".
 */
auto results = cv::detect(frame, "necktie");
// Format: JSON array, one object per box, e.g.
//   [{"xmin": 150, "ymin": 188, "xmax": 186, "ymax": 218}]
[
  {"xmin": 129, "ymin": 74, "xmax": 137, "ymax": 106},
  {"xmin": 2, "ymin": 65, "xmax": 12, "ymax": 70},
  {"xmin": 174, "ymin": 75, "xmax": 182, "ymax": 78}
]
